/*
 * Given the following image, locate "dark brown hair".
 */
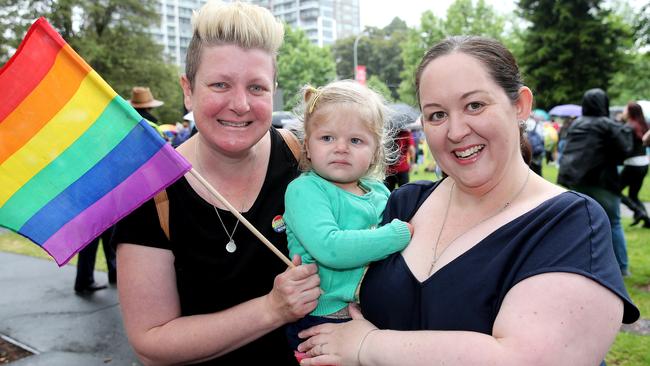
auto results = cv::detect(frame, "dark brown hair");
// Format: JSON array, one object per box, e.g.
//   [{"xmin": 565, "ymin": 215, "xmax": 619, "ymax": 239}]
[
  {"xmin": 414, "ymin": 36, "xmax": 529, "ymax": 163},
  {"xmin": 626, "ymin": 102, "xmax": 648, "ymax": 140}
]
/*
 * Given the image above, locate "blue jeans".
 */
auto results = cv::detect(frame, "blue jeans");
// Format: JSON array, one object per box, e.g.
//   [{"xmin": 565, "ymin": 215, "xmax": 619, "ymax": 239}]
[{"xmin": 573, "ymin": 186, "xmax": 628, "ymax": 272}]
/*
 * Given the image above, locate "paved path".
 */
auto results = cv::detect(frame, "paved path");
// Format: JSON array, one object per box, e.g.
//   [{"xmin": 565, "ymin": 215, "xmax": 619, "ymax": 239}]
[{"xmin": 0, "ymin": 252, "xmax": 140, "ymax": 365}]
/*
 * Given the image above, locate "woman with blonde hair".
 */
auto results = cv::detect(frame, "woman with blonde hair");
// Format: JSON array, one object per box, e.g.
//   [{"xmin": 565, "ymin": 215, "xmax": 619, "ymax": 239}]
[{"xmin": 112, "ymin": 2, "xmax": 320, "ymax": 364}]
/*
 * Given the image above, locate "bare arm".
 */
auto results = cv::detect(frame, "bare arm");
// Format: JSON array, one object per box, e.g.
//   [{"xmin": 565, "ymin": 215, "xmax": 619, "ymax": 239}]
[
  {"xmin": 298, "ymin": 272, "xmax": 623, "ymax": 366},
  {"xmin": 117, "ymin": 244, "xmax": 320, "ymax": 366}
]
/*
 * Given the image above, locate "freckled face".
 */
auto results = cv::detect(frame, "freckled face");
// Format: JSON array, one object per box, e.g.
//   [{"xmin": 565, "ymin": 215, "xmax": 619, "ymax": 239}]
[
  {"xmin": 418, "ymin": 52, "xmax": 523, "ymax": 190},
  {"xmin": 181, "ymin": 44, "xmax": 275, "ymax": 155},
  {"xmin": 306, "ymin": 104, "xmax": 377, "ymax": 192}
]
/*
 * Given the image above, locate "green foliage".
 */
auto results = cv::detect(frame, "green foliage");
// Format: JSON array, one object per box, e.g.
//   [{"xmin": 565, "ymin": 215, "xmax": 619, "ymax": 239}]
[
  {"xmin": 277, "ymin": 24, "xmax": 336, "ymax": 111},
  {"xmin": 0, "ymin": 0, "xmax": 184, "ymax": 124},
  {"xmin": 397, "ymin": 11, "xmax": 446, "ymax": 107},
  {"xmin": 366, "ymin": 75, "xmax": 393, "ymax": 103},
  {"xmin": 397, "ymin": 0, "xmax": 506, "ymax": 105},
  {"xmin": 331, "ymin": 18, "xmax": 408, "ymax": 100},
  {"xmin": 607, "ymin": 2, "xmax": 650, "ymax": 105},
  {"xmin": 609, "ymin": 52, "xmax": 650, "ymax": 105},
  {"xmin": 606, "ymin": 332, "xmax": 650, "ymax": 366},
  {"xmin": 444, "ymin": 0, "xmax": 504, "ymax": 38},
  {"xmin": 518, "ymin": 0, "xmax": 633, "ymax": 109}
]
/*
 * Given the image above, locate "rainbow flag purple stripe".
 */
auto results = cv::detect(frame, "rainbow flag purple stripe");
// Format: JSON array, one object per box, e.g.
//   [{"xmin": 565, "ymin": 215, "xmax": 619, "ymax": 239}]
[{"xmin": 0, "ymin": 18, "xmax": 191, "ymax": 265}]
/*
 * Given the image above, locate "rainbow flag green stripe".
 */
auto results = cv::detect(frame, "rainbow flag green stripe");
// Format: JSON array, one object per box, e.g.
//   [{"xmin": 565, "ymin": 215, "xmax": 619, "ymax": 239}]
[
  {"xmin": 0, "ymin": 97, "xmax": 141, "ymax": 229},
  {"xmin": 0, "ymin": 17, "xmax": 191, "ymax": 265}
]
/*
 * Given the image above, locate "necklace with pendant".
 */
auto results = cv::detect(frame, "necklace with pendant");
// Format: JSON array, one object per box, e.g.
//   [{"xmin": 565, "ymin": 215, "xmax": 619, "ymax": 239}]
[
  {"xmin": 214, "ymin": 206, "xmax": 239, "ymax": 253},
  {"xmin": 429, "ymin": 169, "xmax": 531, "ymax": 275},
  {"xmin": 194, "ymin": 138, "xmax": 253, "ymax": 254}
]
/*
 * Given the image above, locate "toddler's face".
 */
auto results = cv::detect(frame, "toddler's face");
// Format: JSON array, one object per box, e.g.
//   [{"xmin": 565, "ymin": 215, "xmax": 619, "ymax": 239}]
[{"xmin": 306, "ymin": 104, "xmax": 377, "ymax": 192}]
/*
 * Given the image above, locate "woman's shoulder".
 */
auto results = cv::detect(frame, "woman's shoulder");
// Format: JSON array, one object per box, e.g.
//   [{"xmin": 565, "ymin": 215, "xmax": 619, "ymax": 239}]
[{"xmin": 382, "ymin": 179, "xmax": 442, "ymax": 223}]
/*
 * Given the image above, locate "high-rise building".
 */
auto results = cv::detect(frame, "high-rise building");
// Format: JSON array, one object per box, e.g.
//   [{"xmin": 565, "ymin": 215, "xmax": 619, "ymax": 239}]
[
  {"xmin": 148, "ymin": 0, "xmax": 207, "ymax": 69},
  {"xmin": 148, "ymin": 0, "xmax": 359, "ymax": 68},
  {"xmin": 249, "ymin": 0, "xmax": 360, "ymax": 47}
]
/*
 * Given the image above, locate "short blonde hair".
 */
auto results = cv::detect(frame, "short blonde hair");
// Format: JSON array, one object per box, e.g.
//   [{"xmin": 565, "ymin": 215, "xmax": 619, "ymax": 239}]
[
  {"xmin": 296, "ymin": 80, "xmax": 395, "ymax": 180},
  {"xmin": 185, "ymin": 1, "xmax": 284, "ymax": 88}
]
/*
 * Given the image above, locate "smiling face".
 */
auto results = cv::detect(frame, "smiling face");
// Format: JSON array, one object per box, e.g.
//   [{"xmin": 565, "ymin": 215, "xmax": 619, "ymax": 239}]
[
  {"xmin": 305, "ymin": 104, "xmax": 378, "ymax": 192},
  {"xmin": 419, "ymin": 52, "xmax": 529, "ymax": 191},
  {"xmin": 181, "ymin": 44, "xmax": 274, "ymax": 155}
]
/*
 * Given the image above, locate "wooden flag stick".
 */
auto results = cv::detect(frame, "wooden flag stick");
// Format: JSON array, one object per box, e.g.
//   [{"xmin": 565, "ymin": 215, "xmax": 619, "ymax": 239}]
[{"xmin": 189, "ymin": 168, "xmax": 295, "ymax": 268}]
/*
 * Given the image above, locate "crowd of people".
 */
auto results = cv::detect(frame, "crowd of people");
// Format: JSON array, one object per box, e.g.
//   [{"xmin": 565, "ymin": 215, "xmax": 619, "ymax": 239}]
[{"xmin": 63, "ymin": 1, "xmax": 646, "ymax": 365}]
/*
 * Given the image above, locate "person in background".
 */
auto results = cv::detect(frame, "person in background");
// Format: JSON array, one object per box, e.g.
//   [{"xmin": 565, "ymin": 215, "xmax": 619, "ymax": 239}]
[
  {"xmin": 556, "ymin": 116, "xmax": 576, "ymax": 165},
  {"xmin": 128, "ymin": 86, "xmax": 164, "ymax": 123},
  {"xmin": 296, "ymin": 35, "xmax": 638, "ymax": 366},
  {"xmin": 111, "ymin": 2, "xmax": 320, "ymax": 365},
  {"xmin": 384, "ymin": 128, "xmax": 415, "ymax": 191},
  {"xmin": 283, "ymin": 81, "xmax": 413, "ymax": 362},
  {"xmin": 620, "ymin": 101, "xmax": 650, "ymax": 227},
  {"xmin": 525, "ymin": 117, "xmax": 545, "ymax": 175},
  {"xmin": 558, "ymin": 88, "xmax": 634, "ymax": 276},
  {"xmin": 172, "ymin": 120, "xmax": 192, "ymax": 147},
  {"xmin": 410, "ymin": 127, "xmax": 425, "ymax": 174},
  {"xmin": 74, "ymin": 227, "xmax": 116, "ymax": 294}
]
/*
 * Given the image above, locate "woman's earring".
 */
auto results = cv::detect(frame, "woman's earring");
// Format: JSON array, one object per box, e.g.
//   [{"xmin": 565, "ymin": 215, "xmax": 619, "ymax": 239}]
[{"xmin": 518, "ymin": 119, "xmax": 527, "ymax": 128}]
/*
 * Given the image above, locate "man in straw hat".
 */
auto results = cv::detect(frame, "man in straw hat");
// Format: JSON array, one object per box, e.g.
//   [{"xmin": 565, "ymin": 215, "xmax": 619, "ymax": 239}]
[{"xmin": 128, "ymin": 86, "xmax": 164, "ymax": 123}]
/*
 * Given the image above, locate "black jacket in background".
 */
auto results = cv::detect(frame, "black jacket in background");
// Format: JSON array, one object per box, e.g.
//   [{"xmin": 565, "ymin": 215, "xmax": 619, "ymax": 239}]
[{"xmin": 558, "ymin": 88, "xmax": 634, "ymax": 193}]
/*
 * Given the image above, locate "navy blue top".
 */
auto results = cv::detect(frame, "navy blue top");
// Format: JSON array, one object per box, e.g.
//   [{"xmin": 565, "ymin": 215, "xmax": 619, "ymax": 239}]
[{"xmin": 360, "ymin": 180, "xmax": 639, "ymax": 334}]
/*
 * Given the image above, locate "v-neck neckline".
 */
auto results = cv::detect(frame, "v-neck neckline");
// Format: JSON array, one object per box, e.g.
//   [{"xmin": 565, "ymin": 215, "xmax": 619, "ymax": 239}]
[{"xmin": 400, "ymin": 190, "xmax": 571, "ymax": 285}]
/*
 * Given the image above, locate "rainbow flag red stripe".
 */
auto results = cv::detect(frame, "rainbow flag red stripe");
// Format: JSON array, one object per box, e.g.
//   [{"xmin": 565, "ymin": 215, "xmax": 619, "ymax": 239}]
[{"xmin": 0, "ymin": 18, "xmax": 191, "ymax": 265}]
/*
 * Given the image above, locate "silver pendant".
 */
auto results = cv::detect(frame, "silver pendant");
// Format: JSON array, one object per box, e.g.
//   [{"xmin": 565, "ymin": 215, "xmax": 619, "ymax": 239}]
[{"xmin": 225, "ymin": 239, "xmax": 237, "ymax": 253}]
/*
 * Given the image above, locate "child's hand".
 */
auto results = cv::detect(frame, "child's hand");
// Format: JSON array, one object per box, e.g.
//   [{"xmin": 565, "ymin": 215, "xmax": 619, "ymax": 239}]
[{"xmin": 406, "ymin": 222, "xmax": 414, "ymax": 236}]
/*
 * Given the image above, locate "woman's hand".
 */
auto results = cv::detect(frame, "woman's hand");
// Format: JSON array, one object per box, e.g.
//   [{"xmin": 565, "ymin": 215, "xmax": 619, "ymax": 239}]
[
  {"xmin": 297, "ymin": 304, "xmax": 378, "ymax": 366},
  {"xmin": 265, "ymin": 255, "xmax": 321, "ymax": 324}
]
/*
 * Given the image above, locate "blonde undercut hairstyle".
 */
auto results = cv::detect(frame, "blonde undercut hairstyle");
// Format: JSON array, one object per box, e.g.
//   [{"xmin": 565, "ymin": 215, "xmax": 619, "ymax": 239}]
[
  {"xmin": 297, "ymin": 80, "xmax": 395, "ymax": 180},
  {"xmin": 185, "ymin": 1, "xmax": 284, "ymax": 88}
]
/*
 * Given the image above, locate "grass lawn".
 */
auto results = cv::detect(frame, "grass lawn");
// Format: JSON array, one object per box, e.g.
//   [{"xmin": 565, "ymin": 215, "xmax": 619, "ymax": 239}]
[{"xmin": 0, "ymin": 160, "xmax": 648, "ymax": 364}]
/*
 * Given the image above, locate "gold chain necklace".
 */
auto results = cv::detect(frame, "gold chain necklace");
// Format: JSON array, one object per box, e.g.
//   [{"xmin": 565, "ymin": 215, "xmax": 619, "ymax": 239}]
[
  {"xmin": 194, "ymin": 138, "xmax": 254, "ymax": 254},
  {"xmin": 429, "ymin": 169, "xmax": 531, "ymax": 275}
]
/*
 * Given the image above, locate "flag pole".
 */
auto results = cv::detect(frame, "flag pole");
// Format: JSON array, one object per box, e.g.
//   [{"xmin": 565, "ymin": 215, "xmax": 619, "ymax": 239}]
[{"xmin": 189, "ymin": 168, "xmax": 295, "ymax": 268}]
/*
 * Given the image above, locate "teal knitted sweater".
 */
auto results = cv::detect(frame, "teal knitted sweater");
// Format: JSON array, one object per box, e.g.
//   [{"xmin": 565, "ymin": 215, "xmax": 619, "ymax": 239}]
[{"xmin": 284, "ymin": 171, "xmax": 411, "ymax": 316}]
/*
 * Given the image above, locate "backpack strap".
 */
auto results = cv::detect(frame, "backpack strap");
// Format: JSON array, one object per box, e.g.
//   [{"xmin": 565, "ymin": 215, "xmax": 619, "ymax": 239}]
[
  {"xmin": 278, "ymin": 128, "xmax": 301, "ymax": 161},
  {"xmin": 153, "ymin": 129, "xmax": 302, "ymax": 241},
  {"xmin": 154, "ymin": 189, "xmax": 170, "ymax": 241}
]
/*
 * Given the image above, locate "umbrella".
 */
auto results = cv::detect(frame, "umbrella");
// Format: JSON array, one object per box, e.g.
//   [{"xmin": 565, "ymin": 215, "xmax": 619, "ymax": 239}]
[
  {"xmin": 387, "ymin": 103, "xmax": 420, "ymax": 129},
  {"xmin": 549, "ymin": 104, "xmax": 582, "ymax": 117},
  {"xmin": 532, "ymin": 108, "xmax": 550, "ymax": 121}
]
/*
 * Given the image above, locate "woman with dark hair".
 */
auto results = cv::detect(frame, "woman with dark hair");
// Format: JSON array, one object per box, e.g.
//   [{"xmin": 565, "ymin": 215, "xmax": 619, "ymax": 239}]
[
  {"xmin": 296, "ymin": 36, "xmax": 639, "ymax": 366},
  {"xmin": 621, "ymin": 101, "xmax": 650, "ymax": 227}
]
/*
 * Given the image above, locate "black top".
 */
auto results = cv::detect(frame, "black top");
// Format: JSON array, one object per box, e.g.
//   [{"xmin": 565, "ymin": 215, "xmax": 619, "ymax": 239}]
[
  {"xmin": 558, "ymin": 89, "xmax": 634, "ymax": 192},
  {"xmin": 360, "ymin": 180, "xmax": 639, "ymax": 335},
  {"xmin": 112, "ymin": 128, "xmax": 300, "ymax": 365}
]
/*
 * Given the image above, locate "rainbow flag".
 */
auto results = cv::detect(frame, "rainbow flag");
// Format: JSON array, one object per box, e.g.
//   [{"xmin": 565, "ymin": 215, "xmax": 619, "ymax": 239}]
[{"xmin": 0, "ymin": 18, "xmax": 191, "ymax": 265}]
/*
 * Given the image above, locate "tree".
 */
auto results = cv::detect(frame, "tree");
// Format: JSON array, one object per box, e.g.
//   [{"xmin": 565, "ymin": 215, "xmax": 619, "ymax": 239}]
[
  {"xmin": 331, "ymin": 18, "xmax": 408, "ymax": 100},
  {"xmin": 444, "ymin": 0, "xmax": 504, "ymax": 39},
  {"xmin": 0, "ymin": 0, "xmax": 184, "ymax": 123},
  {"xmin": 366, "ymin": 75, "xmax": 393, "ymax": 103},
  {"xmin": 277, "ymin": 25, "xmax": 336, "ymax": 111},
  {"xmin": 397, "ymin": 0, "xmax": 505, "ymax": 105},
  {"xmin": 518, "ymin": 0, "xmax": 632, "ymax": 109},
  {"xmin": 607, "ymin": 1, "xmax": 650, "ymax": 104}
]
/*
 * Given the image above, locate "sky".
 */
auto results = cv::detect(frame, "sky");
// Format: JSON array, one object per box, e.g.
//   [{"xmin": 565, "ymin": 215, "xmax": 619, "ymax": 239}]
[{"xmin": 359, "ymin": 0, "xmax": 516, "ymax": 28}]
